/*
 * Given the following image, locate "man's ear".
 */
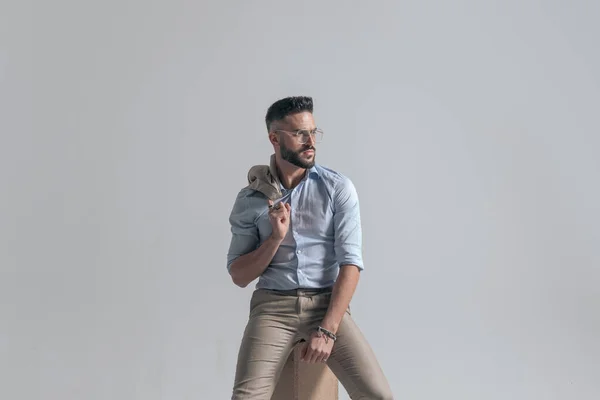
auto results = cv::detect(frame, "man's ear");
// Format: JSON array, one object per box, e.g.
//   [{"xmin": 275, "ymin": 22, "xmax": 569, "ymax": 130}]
[{"xmin": 268, "ymin": 131, "xmax": 279, "ymax": 146}]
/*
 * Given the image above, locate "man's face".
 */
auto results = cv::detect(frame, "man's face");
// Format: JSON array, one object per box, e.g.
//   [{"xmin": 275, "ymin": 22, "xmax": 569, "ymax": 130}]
[{"xmin": 273, "ymin": 111, "xmax": 317, "ymax": 169}]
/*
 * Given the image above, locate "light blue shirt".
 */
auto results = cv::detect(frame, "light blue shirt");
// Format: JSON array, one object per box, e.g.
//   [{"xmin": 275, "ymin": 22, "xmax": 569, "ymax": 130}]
[{"xmin": 226, "ymin": 164, "xmax": 364, "ymax": 290}]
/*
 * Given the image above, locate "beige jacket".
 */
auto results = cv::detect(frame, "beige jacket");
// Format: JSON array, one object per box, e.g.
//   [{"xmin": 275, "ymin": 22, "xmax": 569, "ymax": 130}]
[{"xmin": 246, "ymin": 154, "xmax": 282, "ymax": 200}]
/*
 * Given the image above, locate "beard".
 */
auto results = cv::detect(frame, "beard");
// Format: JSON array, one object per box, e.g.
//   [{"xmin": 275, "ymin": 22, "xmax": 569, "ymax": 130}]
[{"xmin": 280, "ymin": 142, "xmax": 316, "ymax": 169}]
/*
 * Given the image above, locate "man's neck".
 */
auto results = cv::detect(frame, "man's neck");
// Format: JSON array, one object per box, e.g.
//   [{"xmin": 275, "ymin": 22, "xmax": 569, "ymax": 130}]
[{"xmin": 275, "ymin": 156, "xmax": 307, "ymax": 190}]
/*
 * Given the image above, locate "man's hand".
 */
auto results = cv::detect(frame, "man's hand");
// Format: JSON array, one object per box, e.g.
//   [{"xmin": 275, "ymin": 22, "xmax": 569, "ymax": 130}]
[
  {"xmin": 268, "ymin": 199, "xmax": 291, "ymax": 241},
  {"xmin": 300, "ymin": 330, "xmax": 335, "ymax": 364}
]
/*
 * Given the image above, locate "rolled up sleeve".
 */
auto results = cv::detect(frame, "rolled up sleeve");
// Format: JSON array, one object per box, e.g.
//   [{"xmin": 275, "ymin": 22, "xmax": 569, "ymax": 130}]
[
  {"xmin": 226, "ymin": 191, "xmax": 259, "ymax": 272},
  {"xmin": 332, "ymin": 176, "xmax": 364, "ymax": 271}
]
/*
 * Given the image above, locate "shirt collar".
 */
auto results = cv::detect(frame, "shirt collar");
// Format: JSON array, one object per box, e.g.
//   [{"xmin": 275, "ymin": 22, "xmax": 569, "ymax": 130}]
[
  {"xmin": 308, "ymin": 164, "xmax": 320, "ymax": 178},
  {"xmin": 278, "ymin": 165, "xmax": 320, "ymax": 191}
]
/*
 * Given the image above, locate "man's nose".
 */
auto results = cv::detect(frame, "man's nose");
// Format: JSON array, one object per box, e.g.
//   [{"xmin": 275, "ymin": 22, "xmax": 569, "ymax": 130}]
[{"xmin": 305, "ymin": 133, "xmax": 316, "ymax": 146}]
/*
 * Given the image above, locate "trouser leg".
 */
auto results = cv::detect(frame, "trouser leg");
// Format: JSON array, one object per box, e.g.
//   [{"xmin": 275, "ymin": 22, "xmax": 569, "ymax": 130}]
[
  {"xmin": 300, "ymin": 292, "xmax": 394, "ymax": 400},
  {"xmin": 231, "ymin": 290, "xmax": 299, "ymax": 400},
  {"xmin": 327, "ymin": 312, "xmax": 394, "ymax": 400}
]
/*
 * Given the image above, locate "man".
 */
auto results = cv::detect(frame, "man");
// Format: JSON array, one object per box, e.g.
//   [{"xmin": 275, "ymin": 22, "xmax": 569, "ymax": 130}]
[{"xmin": 227, "ymin": 96, "xmax": 393, "ymax": 400}]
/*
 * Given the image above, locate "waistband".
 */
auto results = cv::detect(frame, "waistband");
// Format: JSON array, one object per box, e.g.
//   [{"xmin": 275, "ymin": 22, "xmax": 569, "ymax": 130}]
[{"xmin": 265, "ymin": 286, "xmax": 333, "ymax": 297}]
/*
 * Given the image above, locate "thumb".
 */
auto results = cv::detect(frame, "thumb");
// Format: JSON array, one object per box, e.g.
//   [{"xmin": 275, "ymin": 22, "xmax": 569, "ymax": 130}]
[{"xmin": 267, "ymin": 199, "xmax": 273, "ymax": 207}]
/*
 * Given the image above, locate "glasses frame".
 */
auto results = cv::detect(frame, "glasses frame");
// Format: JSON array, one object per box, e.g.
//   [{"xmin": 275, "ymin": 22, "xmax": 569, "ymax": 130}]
[{"xmin": 272, "ymin": 128, "xmax": 324, "ymax": 144}]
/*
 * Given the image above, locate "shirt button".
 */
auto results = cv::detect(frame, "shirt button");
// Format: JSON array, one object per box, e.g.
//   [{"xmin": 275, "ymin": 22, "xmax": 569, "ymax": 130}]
[{"xmin": 297, "ymin": 250, "xmax": 301, "ymax": 254}]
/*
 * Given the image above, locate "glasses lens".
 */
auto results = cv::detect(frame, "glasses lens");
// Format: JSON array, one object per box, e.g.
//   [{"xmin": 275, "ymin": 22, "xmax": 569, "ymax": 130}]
[
  {"xmin": 297, "ymin": 129, "xmax": 323, "ymax": 143},
  {"xmin": 314, "ymin": 129, "xmax": 323, "ymax": 142}
]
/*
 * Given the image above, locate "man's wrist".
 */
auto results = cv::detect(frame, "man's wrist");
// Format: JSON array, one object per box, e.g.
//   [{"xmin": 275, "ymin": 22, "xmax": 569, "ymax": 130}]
[
  {"xmin": 268, "ymin": 234, "xmax": 284, "ymax": 244},
  {"xmin": 319, "ymin": 320, "xmax": 339, "ymax": 334},
  {"xmin": 315, "ymin": 326, "xmax": 337, "ymax": 343}
]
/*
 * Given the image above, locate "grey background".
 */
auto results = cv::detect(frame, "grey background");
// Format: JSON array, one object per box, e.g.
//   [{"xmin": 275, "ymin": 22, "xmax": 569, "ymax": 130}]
[{"xmin": 1, "ymin": 0, "xmax": 599, "ymax": 399}]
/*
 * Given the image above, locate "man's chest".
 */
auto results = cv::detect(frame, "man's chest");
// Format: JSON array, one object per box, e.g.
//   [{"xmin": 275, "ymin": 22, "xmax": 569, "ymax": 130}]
[{"xmin": 255, "ymin": 184, "xmax": 335, "ymax": 241}]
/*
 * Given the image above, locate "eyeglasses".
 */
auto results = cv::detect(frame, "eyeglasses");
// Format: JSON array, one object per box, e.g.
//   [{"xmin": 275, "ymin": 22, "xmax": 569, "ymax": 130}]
[{"xmin": 272, "ymin": 128, "xmax": 324, "ymax": 144}]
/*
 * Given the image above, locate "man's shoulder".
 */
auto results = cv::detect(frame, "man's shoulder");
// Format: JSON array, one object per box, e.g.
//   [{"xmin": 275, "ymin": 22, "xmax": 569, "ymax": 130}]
[
  {"xmin": 314, "ymin": 164, "xmax": 355, "ymax": 189},
  {"xmin": 228, "ymin": 187, "xmax": 268, "ymax": 223}
]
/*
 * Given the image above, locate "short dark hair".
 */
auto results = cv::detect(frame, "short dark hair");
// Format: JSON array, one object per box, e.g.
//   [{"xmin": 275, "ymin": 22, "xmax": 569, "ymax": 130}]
[{"xmin": 265, "ymin": 96, "xmax": 313, "ymax": 131}]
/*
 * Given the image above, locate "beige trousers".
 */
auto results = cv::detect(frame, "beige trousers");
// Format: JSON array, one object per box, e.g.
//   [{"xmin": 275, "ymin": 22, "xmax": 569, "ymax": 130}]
[{"xmin": 231, "ymin": 288, "xmax": 393, "ymax": 400}]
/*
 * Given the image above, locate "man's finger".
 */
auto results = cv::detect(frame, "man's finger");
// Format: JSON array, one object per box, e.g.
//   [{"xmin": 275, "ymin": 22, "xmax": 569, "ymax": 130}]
[
  {"xmin": 314, "ymin": 350, "xmax": 324, "ymax": 364},
  {"xmin": 302, "ymin": 345, "xmax": 312, "ymax": 362},
  {"xmin": 314, "ymin": 352, "xmax": 325, "ymax": 364},
  {"xmin": 309, "ymin": 346, "xmax": 320, "ymax": 364},
  {"xmin": 269, "ymin": 206, "xmax": 283, "ymax": 215},
  {"xmin": 304, "ymin": 348, "xmax": 313, "ymax": 363},
  {"xmin": 317, "ymin": 348, "xmax": 329, "ymax": 363},
  {"xmin": 299, "ymin": 343, "xmax": 308, "ymax": 362}
]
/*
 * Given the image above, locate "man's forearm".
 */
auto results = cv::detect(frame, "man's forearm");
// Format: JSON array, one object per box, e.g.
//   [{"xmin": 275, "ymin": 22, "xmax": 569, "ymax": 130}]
[
  {"xmin": 320, "ymin": 264, "xmax": 361, "ymax": 334},
  {"xmin": 229, "ymin": 236, "xmax": 282, "ymax": 287}
]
